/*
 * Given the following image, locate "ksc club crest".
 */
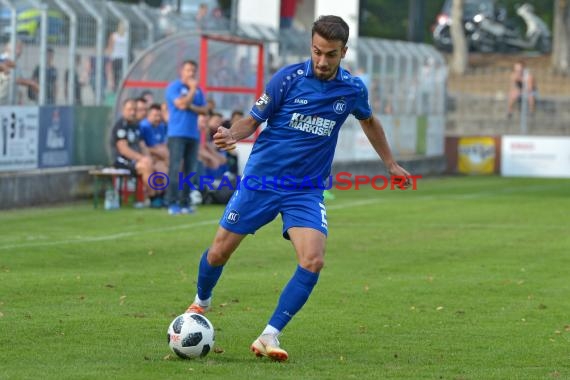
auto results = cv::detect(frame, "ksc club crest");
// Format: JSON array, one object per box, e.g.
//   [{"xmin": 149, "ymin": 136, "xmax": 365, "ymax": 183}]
[
  {"xmin": 333, "ymin": 99, "xmax": 347, "ymax": 114},
  {"xmin": 226, "ymin": 210, "xmax": 240, "ymax": 224}
]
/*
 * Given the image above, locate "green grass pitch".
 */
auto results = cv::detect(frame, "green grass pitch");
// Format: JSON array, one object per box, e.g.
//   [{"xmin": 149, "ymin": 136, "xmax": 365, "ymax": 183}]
[{"xmin": 1, "ymin": 176, "xmax": 569, "ymax": 379}]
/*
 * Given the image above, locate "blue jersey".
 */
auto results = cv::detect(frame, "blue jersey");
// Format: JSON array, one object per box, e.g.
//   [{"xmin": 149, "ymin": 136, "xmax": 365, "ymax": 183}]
[
  {"xmin": 165, "ymin": 79, "xmax": 206, "ymax": 140},
  {"xmin": 246, "ymin": 59, "xmax": 372, "ymax": 190},
  {"xmin": 139, "ymin": 118, "xmax": 167, "ymax": 147}
]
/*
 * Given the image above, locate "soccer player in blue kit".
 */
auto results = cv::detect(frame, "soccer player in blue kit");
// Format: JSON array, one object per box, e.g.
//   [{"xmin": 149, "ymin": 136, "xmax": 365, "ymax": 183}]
[{"xmin": 185, "ymin": 15, "xmax": 411, "ymax": 361}]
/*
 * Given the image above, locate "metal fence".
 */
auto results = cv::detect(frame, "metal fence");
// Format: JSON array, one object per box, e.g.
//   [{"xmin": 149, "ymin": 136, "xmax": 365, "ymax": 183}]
[
  {"xmin": 356, "ymin": 37, "xmax": 447, "ymax": 117},
  {"xmin": 0, "ymin": 0, "xmax": 160, "ymax": 106}
]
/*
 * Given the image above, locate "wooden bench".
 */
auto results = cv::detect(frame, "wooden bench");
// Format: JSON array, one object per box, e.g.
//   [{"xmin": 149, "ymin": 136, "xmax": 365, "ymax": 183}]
[{"xmin": 89, "ymin": 168, "xmax": 144, "ymax": 209}]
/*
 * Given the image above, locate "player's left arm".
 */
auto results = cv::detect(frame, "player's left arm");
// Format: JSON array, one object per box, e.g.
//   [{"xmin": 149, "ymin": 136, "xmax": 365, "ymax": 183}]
[{"xmin": 358, "ymin": 115, "xmax": 411, "ymax": 181}]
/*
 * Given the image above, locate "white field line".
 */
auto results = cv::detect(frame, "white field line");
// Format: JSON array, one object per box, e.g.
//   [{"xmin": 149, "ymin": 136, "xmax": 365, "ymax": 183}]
[{"xmin": 0, "ymin": 199, "xmax": 381, "ymax": 251}]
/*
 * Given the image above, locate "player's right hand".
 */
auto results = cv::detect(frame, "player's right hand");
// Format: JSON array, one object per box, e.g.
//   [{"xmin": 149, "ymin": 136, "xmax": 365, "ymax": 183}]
[{"xmin": 214, "ymin": 127, "xmax": 237, "ymax": 151}]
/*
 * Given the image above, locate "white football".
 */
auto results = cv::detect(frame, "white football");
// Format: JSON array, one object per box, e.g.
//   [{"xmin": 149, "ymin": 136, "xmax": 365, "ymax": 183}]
[{"xmin": 167, "ymin": 313, "xmax": 215, "ymax": 359}]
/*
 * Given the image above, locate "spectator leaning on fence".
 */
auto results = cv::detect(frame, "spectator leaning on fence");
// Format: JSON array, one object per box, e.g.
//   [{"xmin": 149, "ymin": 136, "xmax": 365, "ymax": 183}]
[
  {"xmin": 0, "ymin": 40, "xmax": 39, "ymax": 105},
  {"xmin": 31, "ymin": 47, "xmax": 57, "ymax": 105},
  {"xmin": 507, "ymin": 60, "xmax": 537, "ymax": 118},
  {"xmin": 64, "ymin": 54, "xmax": 83, "ymax": 105}
]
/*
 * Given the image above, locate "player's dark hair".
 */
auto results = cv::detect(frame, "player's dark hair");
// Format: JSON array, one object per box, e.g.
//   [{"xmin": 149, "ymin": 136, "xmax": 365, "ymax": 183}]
[
  {"xmin": 231, "ymin": 110, "xmax": 244, "ymax": 119},
  {"xmin": 182, "ymin": 59, "xmax": 198, "ymax": 69},
  {"xmin": 122, "ymin": 98, "xmax": 135, "ymax": 107},
  {"xmin": 312, "ymin": 15, "xmax": 349, "ymax": 46},
  {"xmin": 149, "ymin": 103, "xmax": 162, "ymax": 112}
]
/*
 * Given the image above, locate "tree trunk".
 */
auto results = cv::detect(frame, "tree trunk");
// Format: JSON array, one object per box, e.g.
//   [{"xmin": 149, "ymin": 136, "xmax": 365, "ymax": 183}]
[
  {"xmin": 552, "ymin": 0, "xmax": 570, "ymax": 74},
  {"xmin": 450, "ymin": 0, "xmax": 468, "ymax": 75}
]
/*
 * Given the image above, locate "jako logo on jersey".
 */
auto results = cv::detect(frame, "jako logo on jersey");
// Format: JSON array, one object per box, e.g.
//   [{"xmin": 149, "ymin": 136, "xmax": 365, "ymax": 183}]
[
  {"xmin": 333, "ymin": 99, "xmax": 347, "ymax": 114},
  {"xmin": 294, "ymin": 98, "xmax": 308, "ymax": 104},
  {"xmin": 226, "ymin": 210, "xmax": 240, "ymax": 224},
  {"xmin": 255, "ymin": 93, "xmax": 271, "ymax": 111},
  {"xmin": 289, "ymin": 113, "xmax": 335, "ymax": 136}
]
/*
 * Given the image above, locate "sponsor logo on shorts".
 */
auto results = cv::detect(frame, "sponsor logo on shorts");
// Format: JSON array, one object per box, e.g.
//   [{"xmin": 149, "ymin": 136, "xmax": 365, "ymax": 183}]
[{"xmin": 226, "ymin": 210, "xmax": 240, "ymax": 224}]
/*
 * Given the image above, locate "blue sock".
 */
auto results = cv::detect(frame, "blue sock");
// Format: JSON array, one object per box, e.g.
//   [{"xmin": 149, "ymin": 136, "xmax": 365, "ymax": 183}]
[
  {"xmin": 268, "ymin": 265, "xmax": 320, "ymax": 331},
  {"xmin": 196, "ymin": 249, "xmax": 224, "ymax": 300}
]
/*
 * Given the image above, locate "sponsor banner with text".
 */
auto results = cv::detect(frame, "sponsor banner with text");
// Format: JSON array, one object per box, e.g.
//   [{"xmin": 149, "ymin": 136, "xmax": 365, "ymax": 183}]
[{"xmin": 501, "ymin": 136, "xmax": 570, "ymax": 178}]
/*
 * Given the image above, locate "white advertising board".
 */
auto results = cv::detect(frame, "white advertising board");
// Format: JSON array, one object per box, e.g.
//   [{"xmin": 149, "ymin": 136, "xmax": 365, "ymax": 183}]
[
  {"xmin": 0, "ymin": 107, "xmax": 40, "ymax": 172},
  {"xmin": 501, "ymin": 136, "xmax": 570, "ymax": 178}
]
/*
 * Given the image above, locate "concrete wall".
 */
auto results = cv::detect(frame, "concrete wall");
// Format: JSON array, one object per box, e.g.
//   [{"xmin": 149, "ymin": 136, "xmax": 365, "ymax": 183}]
[
  {"xmin": 0, "ymin": 155, "xmax": 446, "ymax": 210},
  {"xmin": 447, "ymin": 95, "xmax": 570, "ymax": 136},
  {"xmin": 0, "ymin": 166, "xmax": 93, "ymax": 210}
]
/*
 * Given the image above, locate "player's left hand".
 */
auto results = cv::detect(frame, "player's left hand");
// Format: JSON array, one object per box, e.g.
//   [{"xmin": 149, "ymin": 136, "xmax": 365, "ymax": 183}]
[
  {"xmin": 388, "ymin": 162, "xmax": 412, "ymax": 189},
  {"xmin": 214, "ymin": 127, "xmax": 237, "ymax": 151}
]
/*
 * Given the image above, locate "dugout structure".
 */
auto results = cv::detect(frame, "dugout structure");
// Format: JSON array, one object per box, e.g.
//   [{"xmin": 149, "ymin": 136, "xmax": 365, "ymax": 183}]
[{"xmin": 116, "ymin": 32, "xmax": 266, "ymax": 143}]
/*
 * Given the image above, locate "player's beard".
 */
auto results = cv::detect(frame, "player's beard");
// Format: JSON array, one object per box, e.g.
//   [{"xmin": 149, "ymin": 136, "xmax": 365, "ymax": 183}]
[{"xmin": 313, "ymin": 62, "xmax": 338, "ymax": 81}]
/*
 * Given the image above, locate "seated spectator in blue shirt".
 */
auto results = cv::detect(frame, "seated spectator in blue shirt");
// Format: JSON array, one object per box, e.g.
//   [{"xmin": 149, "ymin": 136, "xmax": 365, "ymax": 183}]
[{"xmin": 140, "ymin": 103, "xmax": 169, "ymax": 174}]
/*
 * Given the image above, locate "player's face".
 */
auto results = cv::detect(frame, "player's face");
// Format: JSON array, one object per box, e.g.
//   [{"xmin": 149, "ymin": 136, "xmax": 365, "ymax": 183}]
[
  {"xmin": 311, "ymin": 33, "xmax": 347, "ymax": 81},
  {"xmin": 148, "ymin": 108, "xmax": 162, "ymax": 125},
  {"xmin": 136, "ymin": 101, "xmax": 148, "ymax": 121},
  {"xmin": 122, "ymin": 101, "xmax": 136, "ymax": 122},
  {"xmin": 181, "ymin": 62, "xmax": 197, "ymax": 82}
]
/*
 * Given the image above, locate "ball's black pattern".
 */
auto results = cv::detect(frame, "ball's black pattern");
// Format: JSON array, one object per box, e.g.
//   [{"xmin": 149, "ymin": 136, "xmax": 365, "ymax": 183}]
[
  {"xmin": 181, "ymin": 332, "xmax": 203, "ymax": 347},
  {"xmin": 190, "ymin": 314, "xmax": 211, "ymax": 329},
  {"xmin": 172, "ymin": 316, "xmax": 184, "ymax": 334}
]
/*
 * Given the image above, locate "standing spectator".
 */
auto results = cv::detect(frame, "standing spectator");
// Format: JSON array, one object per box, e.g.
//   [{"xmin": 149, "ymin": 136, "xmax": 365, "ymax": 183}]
[
  {"xmin": 280, "ymin": 0, "xmax": 301, "ymax": 29},
  {"xmin": 111, "ymin": 98, "xmax": 156, "ymax": 201},
  {"xmin": 31, "ymin": 47, "xmax": 57, "ymax": 105},
  {"xmin": 0, "ymin": 40, "xmax": 38, "ymax": 105},
  {"xmin": 106, "ymin": 21, "xmax": 128, "ymax": 93},
  {"xmin": 165, "ymin": 59, "xmax": 211, "ymax": 215},
  {"xmin": 196, "ymin": 3, "xmax": 209, "ymax": 31},
  {"xmin": 64, "ymin": 54, "xmax": 83, "ymax": 105},
  {"xmin": 507, "ymin": 60, "xmax": 537, "ymax": 118}
]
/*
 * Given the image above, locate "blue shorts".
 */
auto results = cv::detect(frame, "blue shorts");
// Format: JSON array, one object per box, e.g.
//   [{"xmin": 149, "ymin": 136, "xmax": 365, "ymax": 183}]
[{"xmin": 219, "ymin": 187, "xmax": 327, "ymax": 239}]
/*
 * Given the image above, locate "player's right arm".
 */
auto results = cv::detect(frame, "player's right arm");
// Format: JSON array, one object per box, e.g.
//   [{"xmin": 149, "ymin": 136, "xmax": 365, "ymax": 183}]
[
  {"xmin": 214, "ymin": 115, "xmax": 260, "ymax": 151},
  {"xmin": 116, "ymin": 139, "xmax": 144, "ymax": 161}
]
